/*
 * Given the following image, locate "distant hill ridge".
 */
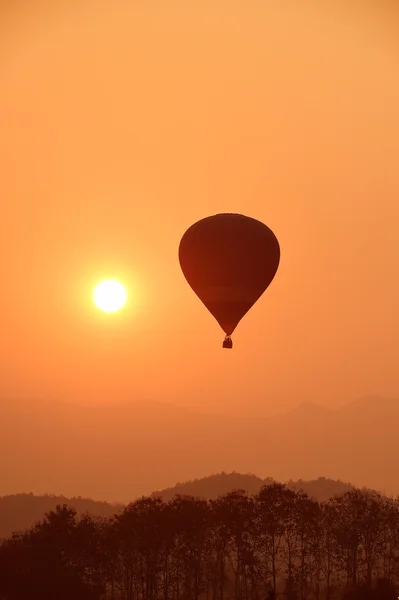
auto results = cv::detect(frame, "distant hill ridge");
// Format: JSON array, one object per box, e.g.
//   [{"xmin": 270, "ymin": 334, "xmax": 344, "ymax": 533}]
[
  {"xmin": 0, "ymin": 473, "xmax": 354, "ymax": 539},
  {"xmin": 0, "ymin": 395, "xmax": 398, "ymax": 500},
  {"xmin": 151, "ymin": 472, "xmax": 354, "ymax": 502}
]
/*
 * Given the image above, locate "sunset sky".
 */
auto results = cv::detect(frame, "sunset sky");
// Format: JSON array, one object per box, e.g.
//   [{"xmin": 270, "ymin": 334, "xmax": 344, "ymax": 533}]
[{"xmin": 1, "ymin": 0, "xmax": 398, "ymax": 417}]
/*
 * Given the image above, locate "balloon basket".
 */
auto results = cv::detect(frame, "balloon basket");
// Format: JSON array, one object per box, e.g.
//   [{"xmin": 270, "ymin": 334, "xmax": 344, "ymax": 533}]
[{"xmin": 222, "ymin": 336, "xmax": 233, "ymax": 349}]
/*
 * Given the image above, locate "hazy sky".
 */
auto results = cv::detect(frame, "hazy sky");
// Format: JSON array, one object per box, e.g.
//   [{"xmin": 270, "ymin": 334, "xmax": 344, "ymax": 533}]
[{"xmin": 1, "ymin": 1, "xmax": 398, "ymax": 417}]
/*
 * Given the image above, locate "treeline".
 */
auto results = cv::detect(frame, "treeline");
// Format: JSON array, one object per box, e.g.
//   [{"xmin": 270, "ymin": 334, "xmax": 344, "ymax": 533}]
[
  {"xmin": 0, "ymin": 475, "xmax": 353, "ymax": 539},
  {"xmin": 0, "ymin": 483, "xmax": 398, "ymax": 600},
  {"xmin": 152, "ymin": 473, "xmax": 353, "ymax": 504}
]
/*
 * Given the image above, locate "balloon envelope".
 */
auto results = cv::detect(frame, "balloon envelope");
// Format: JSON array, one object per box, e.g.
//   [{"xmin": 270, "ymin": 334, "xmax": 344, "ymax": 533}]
[{"xmin": 178, "ymin": 213, "xmax": 280, "ymax": 336}]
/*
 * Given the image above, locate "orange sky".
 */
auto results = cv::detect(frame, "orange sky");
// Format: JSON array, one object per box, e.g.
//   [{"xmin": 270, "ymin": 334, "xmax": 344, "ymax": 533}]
[{"xmin": 1, "ymin": 1, "xmax": 398, "ymax": 417}]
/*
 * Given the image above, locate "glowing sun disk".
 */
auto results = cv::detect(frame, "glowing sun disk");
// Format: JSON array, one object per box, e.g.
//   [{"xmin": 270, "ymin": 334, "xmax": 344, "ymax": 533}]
[{"xmin": 93, "ymin": 280, "xmax": 127, "ymax": 313}]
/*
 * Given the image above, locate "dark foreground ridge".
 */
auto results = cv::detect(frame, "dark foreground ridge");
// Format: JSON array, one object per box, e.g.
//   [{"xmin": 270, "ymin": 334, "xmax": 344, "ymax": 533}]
[{"xmin": 0, "ymin": 475, "xmax": 397, "ymax": 599}]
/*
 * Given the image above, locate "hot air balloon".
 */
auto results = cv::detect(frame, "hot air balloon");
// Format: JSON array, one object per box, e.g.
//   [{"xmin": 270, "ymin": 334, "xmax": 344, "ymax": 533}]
[{"xmin": 178, "ymin": 213, "xmax": 280, "ymax": 348}]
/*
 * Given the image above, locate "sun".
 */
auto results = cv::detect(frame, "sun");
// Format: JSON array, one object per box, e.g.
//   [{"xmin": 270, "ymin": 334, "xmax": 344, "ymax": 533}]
[{"xmin": 93, "ymin": 280, "xmax": 127, "ymax": 313}]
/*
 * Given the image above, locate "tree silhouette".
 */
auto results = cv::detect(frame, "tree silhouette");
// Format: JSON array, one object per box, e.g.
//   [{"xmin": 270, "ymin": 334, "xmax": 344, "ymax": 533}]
[
  {"xmin": 0, "ymin": 504, "xmax": 103, "ymax": 599},
  {"xmin": 0, "ymin": 485, "xmax": 398, "ymax": 599}
]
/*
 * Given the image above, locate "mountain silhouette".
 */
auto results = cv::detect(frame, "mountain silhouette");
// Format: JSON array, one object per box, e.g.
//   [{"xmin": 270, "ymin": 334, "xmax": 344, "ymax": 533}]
[{"xmin": 0, "ymin": 396, "xmax": 397, "ymax": 501}]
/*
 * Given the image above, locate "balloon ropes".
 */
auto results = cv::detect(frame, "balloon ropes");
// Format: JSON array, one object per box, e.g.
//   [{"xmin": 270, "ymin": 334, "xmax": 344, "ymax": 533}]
[{"xmin": 178, "ymin": 213, "xmax": 280, "ymax": 349}]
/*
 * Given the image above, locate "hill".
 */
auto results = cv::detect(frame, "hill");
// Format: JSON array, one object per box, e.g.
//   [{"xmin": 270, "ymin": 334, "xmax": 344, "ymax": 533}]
[
  {"xmin": 152, "ymin": 472, "xmax": 353, "ymax": 502},
  {"xmin": 0, "ymin": 396, "xmax": 398, "ymax": 501},
  {"xmin": 0, "ymin": 474, "xmax": 355, "ymax": 539},
  {"xmin": 152, "ymin": 472, "xmax": 270, "ymax": 501},
  {"xmin": 0, "ymin": 493, "xmax": 123, "ymax": 539}
]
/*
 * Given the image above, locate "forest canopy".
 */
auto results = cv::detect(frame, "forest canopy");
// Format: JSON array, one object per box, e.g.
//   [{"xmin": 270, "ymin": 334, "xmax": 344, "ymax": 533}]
[{"xmin": 0, "ymin": 482, "xmax": 398, "ymax": 600}]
